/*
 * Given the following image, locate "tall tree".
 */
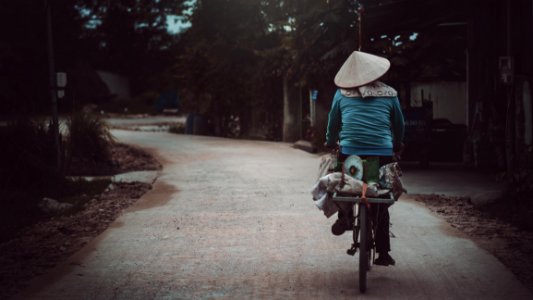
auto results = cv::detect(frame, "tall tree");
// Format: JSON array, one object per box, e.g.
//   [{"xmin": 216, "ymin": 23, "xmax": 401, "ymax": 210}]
[
  {"xmin": 174, "ymin": 0, "xmax": 364, "ymax": 139},
  {"xmin": 75, "ymin": 0, "xmax": 188, "ymax": 94},
  {"xmin": 175, "ymin": 0, "xmax": 273, "ymax": 136},
  {"xmin": 257, "ymin": 1, "xmax": 362, "ymax": 141}
]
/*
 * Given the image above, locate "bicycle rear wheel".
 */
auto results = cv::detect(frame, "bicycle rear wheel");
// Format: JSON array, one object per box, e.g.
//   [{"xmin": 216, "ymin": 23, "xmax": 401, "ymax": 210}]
[{"xmin": 359, "ymin": 203, "xmax": 369, "ymax": 293}]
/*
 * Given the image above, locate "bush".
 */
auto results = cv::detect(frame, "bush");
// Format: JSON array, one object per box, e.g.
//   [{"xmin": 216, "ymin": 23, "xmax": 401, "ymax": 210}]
[{"xmin": 66, "ymin": 111, "xmax": 114, "ymax": 163}]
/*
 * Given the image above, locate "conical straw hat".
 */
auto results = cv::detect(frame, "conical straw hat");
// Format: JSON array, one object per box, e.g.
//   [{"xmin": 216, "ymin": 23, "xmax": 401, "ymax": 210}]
[{"xmin": 334, "ymin": 51, "xmax": 391, "ymax": 88}]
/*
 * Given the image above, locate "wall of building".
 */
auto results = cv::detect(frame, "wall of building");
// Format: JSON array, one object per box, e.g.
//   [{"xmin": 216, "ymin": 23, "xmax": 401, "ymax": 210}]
[{"xmin": 410, "ymin": 81, "xmax": 467, "ymax": 125}]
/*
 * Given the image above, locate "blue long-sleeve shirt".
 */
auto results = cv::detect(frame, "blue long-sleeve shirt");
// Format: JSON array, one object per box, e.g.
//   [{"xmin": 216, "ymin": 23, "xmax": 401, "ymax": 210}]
[{"xmin": 326, "ymin": 89, "xmax": 405, "ymax": 156}]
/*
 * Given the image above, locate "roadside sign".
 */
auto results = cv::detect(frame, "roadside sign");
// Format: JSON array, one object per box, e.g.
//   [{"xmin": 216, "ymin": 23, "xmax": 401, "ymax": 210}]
[
  {"xmin": 56, "ymin": 72, "xmax": 67, "ymax": 98},
  {"xmin": 56, "ymin": 72, "xmax": 67, "ymax": 88},
  {"xmin": 311, "ymin": 89, "xmax": 318, "ymax": 101}
]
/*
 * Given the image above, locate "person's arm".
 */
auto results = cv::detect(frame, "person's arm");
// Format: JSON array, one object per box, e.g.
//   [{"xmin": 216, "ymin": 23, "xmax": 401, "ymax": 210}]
[
  {"xmin": 391, "ymin": 96, "xmax": 405, "ymax": 152},
  {"xmin": 325, "ymin": 90, "xmax": 342, "ymax": 147}
]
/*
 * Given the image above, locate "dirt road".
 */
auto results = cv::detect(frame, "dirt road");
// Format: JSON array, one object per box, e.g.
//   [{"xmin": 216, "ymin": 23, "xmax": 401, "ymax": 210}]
[{"xmin": 17, "ymin": 131, "xmax": 532, "ymax": 299}]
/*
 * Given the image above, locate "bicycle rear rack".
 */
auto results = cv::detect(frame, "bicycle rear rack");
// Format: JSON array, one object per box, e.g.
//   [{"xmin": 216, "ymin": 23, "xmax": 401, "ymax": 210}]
[{"xmin": 332, "ymin": 192, "xmax": 395, "ymax": 205}]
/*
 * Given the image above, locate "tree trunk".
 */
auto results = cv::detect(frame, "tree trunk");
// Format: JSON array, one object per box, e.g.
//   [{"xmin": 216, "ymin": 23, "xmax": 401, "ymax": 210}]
[{"xmin": 282, "ymin": 75, "xmax": 300, "ymax": 142}]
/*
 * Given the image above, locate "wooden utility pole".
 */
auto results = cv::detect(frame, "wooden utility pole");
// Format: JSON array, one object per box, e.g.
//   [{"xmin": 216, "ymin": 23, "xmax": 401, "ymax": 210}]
[
  {"xmin": 504, "ymin": 0, "xmax": 514, "ymax": 175},
  {"xmin": 356, "ymin": 1, "xmax": 364, "ymax": 51},
  {"xmin": 45, "ymin": 0, "xmax": 62, "ymax": 171}
]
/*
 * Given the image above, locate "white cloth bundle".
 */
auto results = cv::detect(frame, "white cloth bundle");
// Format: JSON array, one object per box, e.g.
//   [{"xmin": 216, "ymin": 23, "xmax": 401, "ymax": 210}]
[{"xmin": 311, "ymin": 162, "xmax": 406, "ymax": 218}]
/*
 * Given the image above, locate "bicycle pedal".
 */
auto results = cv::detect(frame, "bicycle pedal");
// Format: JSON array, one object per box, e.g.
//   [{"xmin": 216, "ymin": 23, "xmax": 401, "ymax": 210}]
[{"xmin": 346, "ymin": 245, "xmax": 357, "ymax": 256}]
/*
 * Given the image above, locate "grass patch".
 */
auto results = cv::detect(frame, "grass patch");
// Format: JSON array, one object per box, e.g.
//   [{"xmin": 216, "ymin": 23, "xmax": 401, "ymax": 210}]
[{"xmin": 66, "ymin": 111, "xmax": 114, "ymax": 163}]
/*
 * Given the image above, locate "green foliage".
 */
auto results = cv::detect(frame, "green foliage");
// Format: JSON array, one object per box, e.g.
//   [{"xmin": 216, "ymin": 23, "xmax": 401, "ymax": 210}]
[
  {"xmin": 175, "ymin": 0, "xmax": 269, "ymax": 136},
  {"xmin": 66, "ymin": 111, "xmax": 114, "ymax": 163},
  {"xmin": 281, "ymin": 0, "xmax": 360, "ymax": 85},
  {"xmin": 173, "ymin": 1, "xmax": 368, "ymax": 137}
]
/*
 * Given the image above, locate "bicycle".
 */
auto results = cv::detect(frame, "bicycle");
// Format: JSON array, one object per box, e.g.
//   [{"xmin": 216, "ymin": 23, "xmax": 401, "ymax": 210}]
[{"xmin": 331, "ymin": 158, "xmax": 395, "ymax": 293}]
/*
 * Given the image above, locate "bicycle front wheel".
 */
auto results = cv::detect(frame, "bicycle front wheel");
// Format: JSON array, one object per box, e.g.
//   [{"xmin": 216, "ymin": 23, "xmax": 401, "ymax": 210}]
[{"xmin": 359, "ymin": 203, "xmax": 369, "ymax": 293}]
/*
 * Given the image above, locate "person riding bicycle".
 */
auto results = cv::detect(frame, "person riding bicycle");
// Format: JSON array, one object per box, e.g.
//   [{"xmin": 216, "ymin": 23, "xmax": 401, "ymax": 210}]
[{"xmin": 325, "ymin": 51, "xmax": 405, "ymax": 266}]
